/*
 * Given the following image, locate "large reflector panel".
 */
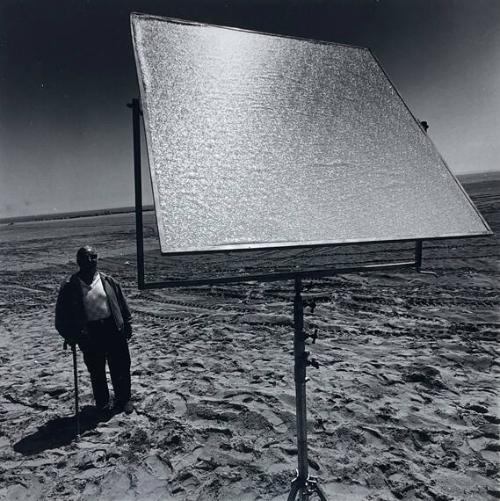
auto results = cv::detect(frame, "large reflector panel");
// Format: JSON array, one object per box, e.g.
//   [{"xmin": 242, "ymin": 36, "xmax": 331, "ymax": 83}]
[{"xmin": 131, "ymin": 14, "xmax": 491, "ymax": 254}]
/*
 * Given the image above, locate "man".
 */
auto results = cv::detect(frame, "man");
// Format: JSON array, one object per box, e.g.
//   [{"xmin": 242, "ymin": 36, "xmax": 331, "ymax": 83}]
[{"xmin": 55, "ymin": 246, "xmax": 134, "ymax": 414}]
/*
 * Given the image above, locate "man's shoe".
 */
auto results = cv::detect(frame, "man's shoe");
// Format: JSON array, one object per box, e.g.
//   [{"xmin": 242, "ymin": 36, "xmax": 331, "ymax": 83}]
[
  {"xmin": 96, "ymin": 402, "xmax": 110, "ymax": 412},
  {"xmin": 123, "ymin": 401, "xmax": 134, "ymax": 414},
  {"xmin": 114, "ymin": 400, "xmax": 134, "ymax": 415},
  {"xmin": 94, "ymin": 402, "xmax": 111, "ymax": 417}
]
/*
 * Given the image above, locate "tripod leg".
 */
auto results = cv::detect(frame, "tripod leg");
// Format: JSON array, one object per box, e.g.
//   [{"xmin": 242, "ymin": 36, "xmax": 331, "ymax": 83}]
[
  {"xmin": 72, "ymin": 344, "xmax": 80, "ymax": 438},
  {"xmin": 287, "ymin": 479, "xmax": 300, "ymax": 501},
  {"xmin": 312, "ymin": 483, "xmax": 328, "ymax": 501}
]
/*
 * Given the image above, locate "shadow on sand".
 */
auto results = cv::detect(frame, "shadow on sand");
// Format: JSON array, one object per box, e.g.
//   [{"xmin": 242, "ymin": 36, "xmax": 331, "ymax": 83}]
[{"xmin": 13, "ymin": 406, "xmax": 111, "ymax": 456}]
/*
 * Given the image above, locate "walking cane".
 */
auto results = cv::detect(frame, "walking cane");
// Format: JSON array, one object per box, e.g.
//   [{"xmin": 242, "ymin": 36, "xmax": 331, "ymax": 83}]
[{"xmin": 64, "ymin": 341, "xmax": 80, "ymax": 438}]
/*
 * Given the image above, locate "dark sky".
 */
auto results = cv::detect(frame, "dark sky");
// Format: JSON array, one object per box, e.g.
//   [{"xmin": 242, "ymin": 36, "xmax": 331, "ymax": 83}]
[{"xmin": 1, "ymin": 0, "xmax": 499, "ymax": 218}]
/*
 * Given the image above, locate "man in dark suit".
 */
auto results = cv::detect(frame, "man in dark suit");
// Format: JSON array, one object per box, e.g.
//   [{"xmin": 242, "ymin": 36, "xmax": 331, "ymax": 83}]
[{"xmin": 56, "ymin": 246, "xmax": 133, "ymax": 414}]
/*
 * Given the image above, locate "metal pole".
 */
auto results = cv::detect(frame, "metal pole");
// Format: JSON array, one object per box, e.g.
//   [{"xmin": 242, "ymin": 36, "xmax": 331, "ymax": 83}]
[
  {"xmin": 288, "ymin": 278, "xmax": 328, "ymax": 501},
  {"xmin": 139, "ymin": 260, "xmax": 416, "ymax": 290},
  {"xmin": 415, "ymin": 240, "xmax": 423, "ymax": 272},
  {"xmin": 128, "ymin": 98, "xmax": 145, "ymax": 289},
  {"xmin": 71, "ymin": 344, "xmax": 80, "ymax": 438},
  {"xmin": 293, "ymin": 276, "xmax": 308, "ymax": 488}
]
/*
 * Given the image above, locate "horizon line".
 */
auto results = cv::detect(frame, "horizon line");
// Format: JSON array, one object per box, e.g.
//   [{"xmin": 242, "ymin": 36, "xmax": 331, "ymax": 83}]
[{"xmin": 1, "ymin": 171, "xmax": 499, "ymax": 225}]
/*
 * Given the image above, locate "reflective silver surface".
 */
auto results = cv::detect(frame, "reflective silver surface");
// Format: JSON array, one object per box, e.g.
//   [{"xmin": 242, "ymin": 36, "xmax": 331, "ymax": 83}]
[{"xmin": 131, "ymin": 14, "xmax": 491, "ymax": 254}]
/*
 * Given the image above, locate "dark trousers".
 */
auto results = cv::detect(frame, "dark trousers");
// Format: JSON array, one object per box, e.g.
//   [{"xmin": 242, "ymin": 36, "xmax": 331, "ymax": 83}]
[{"xmin": 80, "ymin": 317, "xmax": 131, "ymax": 407}]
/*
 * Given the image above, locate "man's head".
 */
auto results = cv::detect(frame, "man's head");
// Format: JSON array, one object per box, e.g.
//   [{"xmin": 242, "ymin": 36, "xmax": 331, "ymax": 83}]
[{"xmin": 76, "ymin": 246, "xmax": 98, "ymax": 274}]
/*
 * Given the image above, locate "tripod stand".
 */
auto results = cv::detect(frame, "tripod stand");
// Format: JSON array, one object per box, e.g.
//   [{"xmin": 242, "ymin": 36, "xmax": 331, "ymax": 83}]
[{"xmin": 288, "ymin": 277, "xmax": 327, "ymax": 501}]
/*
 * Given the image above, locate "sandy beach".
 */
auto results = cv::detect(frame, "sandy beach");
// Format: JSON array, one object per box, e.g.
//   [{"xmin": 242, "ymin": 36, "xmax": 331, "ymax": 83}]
[{"xmin": 0, "ymin": 179, "xmax": 498, "ymax": 500}]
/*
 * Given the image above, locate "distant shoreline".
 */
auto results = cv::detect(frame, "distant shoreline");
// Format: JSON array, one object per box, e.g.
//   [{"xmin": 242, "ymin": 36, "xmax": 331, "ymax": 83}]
[
  {"xmin": 1, "ymin": 171, "xmax": 499, "ymax": 225},
  {"xmin": 0, "ymin": 205, "xmax": 155, "ymax": 225},
  {"xmin": 457, "ymin": 170, "xmax": 500, "ymax": 184}
]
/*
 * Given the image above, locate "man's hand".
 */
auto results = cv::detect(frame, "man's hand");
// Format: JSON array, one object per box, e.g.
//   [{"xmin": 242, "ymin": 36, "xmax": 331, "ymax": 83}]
[{"xmin": 124, "ymin": 323, "xmax": 133, "ymax": 340}]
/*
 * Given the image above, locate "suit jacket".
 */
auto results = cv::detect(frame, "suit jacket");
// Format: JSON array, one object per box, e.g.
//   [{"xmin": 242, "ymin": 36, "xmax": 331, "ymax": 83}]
[{"xmin": 55, "ymin": 272, "xmax": 131, "ymax": 343}]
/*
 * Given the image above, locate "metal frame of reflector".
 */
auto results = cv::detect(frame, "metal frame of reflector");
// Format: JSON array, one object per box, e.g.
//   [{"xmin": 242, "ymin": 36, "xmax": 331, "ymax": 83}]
[
  {"xmin": 129, "ymin": 14, "xmax": 492, "ymax": 500},
  {"xmin": 128, "ymin": 97, "xmax": 487, "ymax": 290}
]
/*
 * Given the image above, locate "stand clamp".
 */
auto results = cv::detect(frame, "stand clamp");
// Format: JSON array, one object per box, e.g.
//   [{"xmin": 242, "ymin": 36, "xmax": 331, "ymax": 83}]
[
  {"xmin": 303, "ymin": 351, "xmax": 320, "ymax": 369},
  {"xmin": 307, "ymin": 328, "xmax": 319, "ymax": 344},
  {"xmin": 298, "ymin": 328, "xmax": 318, "ymax": 344}
]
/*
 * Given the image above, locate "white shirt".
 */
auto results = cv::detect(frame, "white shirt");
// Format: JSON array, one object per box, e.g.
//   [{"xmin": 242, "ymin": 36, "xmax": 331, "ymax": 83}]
[{"xmin": 79, "ymin": 273, "xmax": 111, "ymax": 321}]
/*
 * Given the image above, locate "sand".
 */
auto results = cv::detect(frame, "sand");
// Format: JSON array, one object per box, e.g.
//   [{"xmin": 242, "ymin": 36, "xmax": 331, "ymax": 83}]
[{"xmin": 0, "ymin": 181, "xmax": 498, "ymax": 500}]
